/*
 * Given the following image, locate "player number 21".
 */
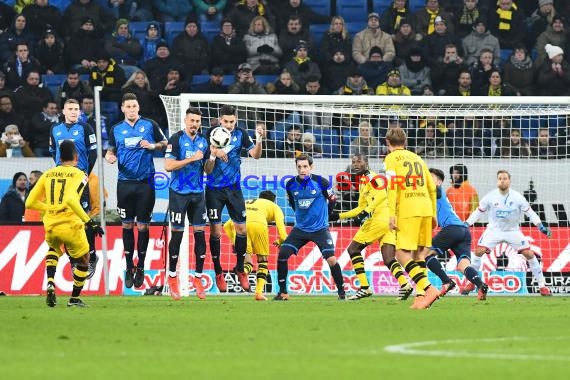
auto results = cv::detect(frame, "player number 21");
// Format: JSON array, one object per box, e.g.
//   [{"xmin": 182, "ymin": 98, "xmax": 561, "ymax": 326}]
[{"xmin": 403, "ymin": 161, "xmax": 425, "ymax": 187}]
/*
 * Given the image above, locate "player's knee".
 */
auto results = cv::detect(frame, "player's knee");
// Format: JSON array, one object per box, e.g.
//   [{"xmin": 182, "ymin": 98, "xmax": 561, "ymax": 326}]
[
  {"xmin": 122, "ymin": 222, "xmax": 134, "ymax": 230},
  {"xmin": 475, "ymin": 247, "xmax": 489, "ymax": 256},
  {"xmin": 277, "ymin": 249, "xmax": 293, "ymax": 262},
  {"xmin": 137, "ymin": 224, "xmax": 149, "ymax": 232},
  {"xmin": 325, "ymin": 255, "xmax": 337, "ymax": 266}
]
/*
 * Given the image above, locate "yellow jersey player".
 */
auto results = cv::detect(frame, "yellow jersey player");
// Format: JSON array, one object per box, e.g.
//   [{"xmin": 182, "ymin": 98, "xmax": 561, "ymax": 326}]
[
  {"xmin": 26, "ymin": 140, "xmax": 104, "ymax": 308},
  {"xmin": 223, "ymin": 190, "xmax": 287, "ymax": 301},
  {"xmin": 384, "ymin": 127, "xmax": 439, "ymax": 309},
  {"xmin": 330, "ymin": 154, "xmax": 412, "ymax": 300}
]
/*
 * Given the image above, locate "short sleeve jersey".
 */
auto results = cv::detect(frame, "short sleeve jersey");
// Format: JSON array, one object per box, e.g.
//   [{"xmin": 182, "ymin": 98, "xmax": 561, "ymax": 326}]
[
  {"xmin": 49, "ymin": 122, "xmax": 97, "ymax": 173},
  {"xmin": 165, "ymin": 130, "xmax": 208, "ymax": 194},
  {"xmin": 205, "ymin": 127, "xmax": 254, "ymax": 188}
]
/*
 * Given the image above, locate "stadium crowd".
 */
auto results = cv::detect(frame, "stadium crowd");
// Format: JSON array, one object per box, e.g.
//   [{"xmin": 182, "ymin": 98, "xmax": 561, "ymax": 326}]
[{"xmin": 1, "ymin": 0, "xmax": 570, "ymax": 159}]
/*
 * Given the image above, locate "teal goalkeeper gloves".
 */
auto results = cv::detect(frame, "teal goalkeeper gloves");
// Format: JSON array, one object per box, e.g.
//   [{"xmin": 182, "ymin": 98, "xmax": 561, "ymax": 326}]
[{"xmin": 537, "ymin": 223, "xmax": 552, "ymax": 238}]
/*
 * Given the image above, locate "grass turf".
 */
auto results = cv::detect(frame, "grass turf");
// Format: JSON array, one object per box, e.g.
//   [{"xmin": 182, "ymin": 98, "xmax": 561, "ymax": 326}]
[{"xmin": 1, "ymin": 295, "xmax": 568, "ymax": 380}]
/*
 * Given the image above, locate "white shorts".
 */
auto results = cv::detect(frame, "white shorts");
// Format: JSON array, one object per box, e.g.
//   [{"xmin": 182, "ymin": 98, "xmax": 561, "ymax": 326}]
[{"xmin": 477, "ymin": 228, "xmax": 530, "ymax": 252}]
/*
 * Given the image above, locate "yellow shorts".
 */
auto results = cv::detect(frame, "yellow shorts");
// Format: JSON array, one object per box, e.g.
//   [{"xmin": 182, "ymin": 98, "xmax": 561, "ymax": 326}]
[
  {"xmin": 45, "ymin": 223, "xmax": 89, "ymax": 259},
  {"xmin": 246, "ymin": 222, "xmax": 270, "ymax": 256},
  {"xmin": 395, "ymin": 216, "xmax": 432, "ymax": 251},
  {"xmin": 380, "ymin": 229, "xmax": 396, "ymax": 246},
  {"xmin": 353, "ymin": 213, "xmax": 390, "ymax": 245}
]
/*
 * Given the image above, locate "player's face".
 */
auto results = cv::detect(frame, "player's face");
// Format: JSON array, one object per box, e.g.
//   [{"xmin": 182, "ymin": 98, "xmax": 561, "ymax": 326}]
[
  {"xmin": 121, "ymin": 99, "xmax": 140, "ymax": 122},
  {"xmin": 351, "ymin": 156, "xmax": 367, "ymax": 175},
  {"xmin": 296, "ymin": 159, "xmax": 312, "ymax": 179},
  {"xmin": 431, "ymin": 173, "xmax": 442, "ymax": 186},
  {"xmin": 63, "ymin": 103, "xmax": 80, "ymax": 123},
  {"xmin": 219, "ymin": 114, "xmax": 237, "ymax": 131},
  {"xmin": 184, "ymin": 113, "xmax": 201, "ymax": 136},
  {"xmin": 497, "ymin": 173, "xmax": 511, "ymax": 191}
]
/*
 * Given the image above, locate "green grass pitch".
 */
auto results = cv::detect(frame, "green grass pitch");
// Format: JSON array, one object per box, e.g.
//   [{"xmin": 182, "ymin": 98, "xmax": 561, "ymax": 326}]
[{"xmin": 1, "ymin": 295, "xmax": 568, "ymax": 380}]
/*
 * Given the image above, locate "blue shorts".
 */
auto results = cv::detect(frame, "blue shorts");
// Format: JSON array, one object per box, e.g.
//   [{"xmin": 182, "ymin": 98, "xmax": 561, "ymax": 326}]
[
  {"xmin": 280, "ymin": 227, "xmax": 335, "ymax": 259},
  {"xmin": 431, "ymin": 224, "xmax": 472, "ymax": 262}
]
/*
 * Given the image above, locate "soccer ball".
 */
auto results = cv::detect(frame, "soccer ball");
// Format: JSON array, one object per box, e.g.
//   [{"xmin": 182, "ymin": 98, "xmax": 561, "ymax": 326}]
[{"xmin": 209, "ymin": 127, "xmax": 231, "ymax": 148}]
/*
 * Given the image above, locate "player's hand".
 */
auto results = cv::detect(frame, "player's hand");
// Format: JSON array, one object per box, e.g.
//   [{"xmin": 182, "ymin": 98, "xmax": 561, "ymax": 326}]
[
  {"xmin": 105, "ymin": 151, "xmax": 117, "ymax": 164},
  {"xmin": 211, "ymin": 146, "xmax": 228, "ymax": 162},
  {"xmin": 537, "ymin": 223, "xmax": 552, "ymax": 238},
  {"xmin": 86, "ymin": 219, "xmax": 104, "ymax": 237},
  {"xmin": 355, "ymin": 210, "xmax": 371, "ymax": 226},
  {"xmin": 389, "ymin": 217, "xmax": 398, "ymax": 231},
  {"xmin": 140, "ymin": 140, "xmax": 155, "ymax": 150},
  {"xmin": 192, "ymin": 150, "xmax": 204, "ymax": 161},
  {"xmin": 329, "ymin": 211, "xmax": 340, "ymax": 223},
  {"xmin": 273, "ymin": 239, "xmax": 283, "ymax": 247}
]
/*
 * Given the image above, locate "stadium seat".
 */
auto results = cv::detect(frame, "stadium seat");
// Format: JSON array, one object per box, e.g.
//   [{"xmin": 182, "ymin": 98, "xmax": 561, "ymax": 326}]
[
  {"xmin": 191, "ymin": 74, "xmax": 210, "ymax": 85},
  {"xmin": 500, "ymin": 49, "xmax": 513, "ymax": 63},
  {"xmin": 409, "ymin": 0, "xmax": 426, "ymax": 12},
  {"xmin": 342, "ymin": 128, "xmax": 360, "ymax": 156},
  {"xmin": 164, "ymin": 21, "xmax": 185, "ymax": 46},
  {"xmin": 201, "ymin": 21, "xmax": 220, "ymax": 44},
  {"xmin": 303, "ymin": 0, "xmax": 331, "ymax": 16},
  {"xmin": 309, "ymin": 24, "xmax": 329, "ymax": 46},
  {"xmin": 311, "ymin": 127, "xmax": 340, "ymax": 158},
  {"xmin": 51, "ymin": 0, "xmax": 71, "ymax": 13},
  {"xmin": 345, "ymin": 22, "xmax": 367, "ymax": 37},
  {"xmin": 512, "ymin": 117, "xmax": 540, "ymax": 139},
  {"xmin": 101, "ymin": 101, "xmax": 120, "ymax": 125},
  {"xmin": 129, "ymin": 21, "xmax": 154, "ymax": 42},
  {"xmin": 336, "ymin": 0, "xmax": 368, "ymax": 23},
  {"xmin": 255, "ymin": 75, "xmax": 277, "ymax": 85},
  {"xmin": 42, "ymin": 74, "xmax": 66, "ymax": 96},
  {"xmin": 372, "ymin": 0, "xmax": 393, "ymax": 14}
]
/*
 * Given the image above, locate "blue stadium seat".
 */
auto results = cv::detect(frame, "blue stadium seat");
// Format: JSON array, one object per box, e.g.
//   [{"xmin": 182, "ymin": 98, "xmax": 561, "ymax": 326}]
[
  {"xmin": 164, "ymin": 21, "xmax": 185, "ymax": 46},
  {"xmin": 500, "ymin": 49, "xmax": 513, "ymax": 63},
  {"xmin": 372, "ymin": 0, "xmax": 393, "ymax": 14},
  {"xmin": 129, "ymin": 21, "xmax": 154, "ymax": 42},
  {"xmin": 255, "ymin": 75, "xmax": 277, "ymax": 85},
  {"xmin": 309, "ymin": 24, "xmax": 329, "ymax": 46},
  {"xmin": 201, "ymin": 21, "xmax": 220, "ymax": 44},
  {"xmin": 512, "ymin": 117, "xmax": 540, "ymax": 139},
  {"xmin": 311, "ymin": 127, "xmax": 340, "ymax": 158},
  {"xmin": 342, "ymin": 128, "xmax": 359, "ymax": 156},
  {"xmin": 409, "ymin": 0, "xmax": 426, "ymax": 12},
  {"xmin": 303, "ymin": 0, "xmax": 332, "ymax": 16},
  {"xmin": 345, "ymin": 22, "xmax": 367, "ymax": 37},
  {"xmin": 101, "ymin": 101, "xmax": 120, "ymax": 125},
  {"xmin": 191, "ymin": 74, "xmax": 210, "ymax": 84},
  {"xmin": 42, "ymin": 74, "xmax": 66, "ymax": 96},
  {"xmin": 51, "ymin": 0, "xmax": 71, "ymax": 13},
  {"xmin": 336, "ymin": 0, "xmax": 368, "ymax": 23}
]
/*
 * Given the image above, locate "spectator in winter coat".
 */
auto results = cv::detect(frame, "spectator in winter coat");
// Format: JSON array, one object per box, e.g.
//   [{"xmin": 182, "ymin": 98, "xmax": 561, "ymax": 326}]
[
  {"xmin": 283, "ymin": 40, "xmax": 321, "ymax": 88},
  {"xmin": 487, "ymin": 0, "xmax": 526, "ymax": 49},
  {"xmin": 536, "ymin": 43, "xmax": 570, "ymax": 95},
  {"xmin": 172, "ymin": 16, "xmax": 210, "ymax": 75},
  {"xmin": 62, "ymin": 0, "xmax": 115, "ymax": 38},
  {"xmin": 380, "ymin": 0, "xmax": 412, "ymax": 35},
  {"xmin": 152, "ymin": 0, "xmax": 193, "ymax": 22},
  {"xmin": 35, "ymin": 28, "xmax": 65, "ymax": 74},
  {"xmin": 323, "ymin": 49, "xmax": 355, "ymax": 93},
  {"xmin": 320, "ymin": 16, "xmax": 353, "ymax": 67},
  {"xmin": 210, "ymin": 18, "xmax": 247, "ymax": 74},
  {"xmin": 462, "ymin": 18, "xmax": 501, "ymax": 66},
  {"xmin": 104, "ymin": 19, "xmax": 143, "ymax": 78},
  {"xmin": 21, "ymin": 0, "xmax": 63, "ymax": 40},
  {"xmin": 398, "ymin": 47, "xmax": 431, "ymax": 95},
  {"xmin": 243, "ymin": 15, "xmax": 282, "ymax": 74},
  {"xmin": 140, "ymin": 21, "xmax": 166, "ymax": 64},
  {"xmin": 352, "ymin": 12, "xmax": 395, "ymax": 64},
  {"xmin": 0, "ymin": 14, "xmax": 35, "ymax": 63},
  {"xmin": 502, "ymin": 45, "xmax": 535, "ymax": 95},
  {"xmin": 412, "ymin": 0, "xmax": 455, "ymax": 38},
  {"xmin": 536, "ymin": 15, "xmax": 566, "ymax": 66},
  {"xmin": 357, "ymin": 46, "xmax": 393, "ymax": 89},
  {"xmin": 0, "ymin": 172, "xmax": 28, "ymax": 222}
]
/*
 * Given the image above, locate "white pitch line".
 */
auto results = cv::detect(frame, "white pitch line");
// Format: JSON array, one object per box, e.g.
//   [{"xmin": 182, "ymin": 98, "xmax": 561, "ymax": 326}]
[{"xmin": 384, "ymin": 337, "xmax": 570, "ymax": 362}]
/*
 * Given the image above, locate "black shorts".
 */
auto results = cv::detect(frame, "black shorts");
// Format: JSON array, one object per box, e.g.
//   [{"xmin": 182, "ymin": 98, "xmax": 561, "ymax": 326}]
[
  {"xmin": 117, "ymin": 180, "xmax": 155, "ymax": 223},
  {"xmin": 431, "ymin": 225, "xmax": 472, "ymax": 262},
  {"xmin": 169, "ymin": 189, "xmax": 207, "ymax": 229},
  {"xmin": 205, "ymin": 187, "xmax": 246, "ymax": 224},
  {"xmin": 280, "ymin": 227, "xmax": 335, "ymax": 259}
]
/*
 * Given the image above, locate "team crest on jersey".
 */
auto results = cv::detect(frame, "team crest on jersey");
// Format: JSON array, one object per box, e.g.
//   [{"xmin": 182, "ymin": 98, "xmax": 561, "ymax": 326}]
[
  {"xmin": 327, "ymin": 239, "xmax": 332, "ymax": 245},
  {"xmin": 184, "ymin": 142, "xmax": 189, "ymax": 146},
  {"xmin": 311, "ymin": 190, "xmax": 316, "ymax": 194},
  {"xmin": 294, "ymin": 192, "xmax": 299, "ymax": 196},
  {"xmin": 73, "ymin": 130, "xmax": 79, "ymax": 136},
  {"xmin": 139, "ymin": 127, "xmax": 145, "ymax": 132},
  {"xmin": 122, "ymin": 130, "xmax": 128, "ymax": 134},
  {"xmin": 199, "ymin": 143, "xmax": 204, "ymax": 148},
  {"xmin": 56, "ymin": 131, "xmax": 62, "ymax": 136},
  {"xmin": 233, "ymin": 136, "xmax": 237, "ymax": 142}
]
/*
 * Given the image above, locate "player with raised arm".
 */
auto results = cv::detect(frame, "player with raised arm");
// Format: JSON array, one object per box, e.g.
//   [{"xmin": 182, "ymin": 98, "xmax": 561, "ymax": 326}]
[
  {"xmin": 384, "ymin": 127, "xmax": 440, "ymax": 309},
  {"xmin": 329, "ymin": 154, "xmax": 412, "ymax": 300},
  {"xmin": 105, "ymin": 93, "xmax": 167, "ymax": 289},
  {"xmin": 49, "ymin": 98, "xmax": 98, "ymax": 279},
  {"xmin": 223, "ymin": 190, "xmax": 287, "ymax": 301},
  {"xmin": 426, "ymin": 168, "xmax": 489, "ymax": 299},
  {"xmin": 163, "ymin": 107, "xmax": 208, "ymax": 300},
  {"xmin": 203, "ymin": 104, "xmax": 263, "ymax": 292},
  {"xmin": 274, "ymin": 154, "xmax": 345, "ymax": 300},
  {"xmin": 26, "ymin": 140, "xmax": 104, "ymax": 307},
  {"xmin": 463, "ymin": 170, "xmax": 552, "ymax": 297}
]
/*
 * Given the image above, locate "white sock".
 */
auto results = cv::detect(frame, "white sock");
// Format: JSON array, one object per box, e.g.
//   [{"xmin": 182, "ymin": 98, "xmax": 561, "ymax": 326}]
[
  {"xmin": 527, "ymin": 256, "xmax": 545, "ymax": 287},
  {"xmin": 471, "ymin": 255, "xmax": 482, "ymax": 271},
  {"xmin": 168, "ymin": 271, "xmax": 177, "ymax": 278},
  {"xmin": 195, "ymin": 273, "xmax": 202, "ymax": 278}
]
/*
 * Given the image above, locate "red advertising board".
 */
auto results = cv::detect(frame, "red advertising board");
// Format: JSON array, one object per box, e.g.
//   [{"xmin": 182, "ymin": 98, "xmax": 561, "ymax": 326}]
[{"xmin": 1, "ymin": 225, "xmax": 569, "ymax": 295}]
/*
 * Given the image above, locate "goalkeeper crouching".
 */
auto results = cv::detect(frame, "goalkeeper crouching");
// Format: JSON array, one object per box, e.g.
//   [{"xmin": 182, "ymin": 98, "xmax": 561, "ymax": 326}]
[{"xmin": 330, "ymin": 154, "xmax": 412, "ymax": 300}]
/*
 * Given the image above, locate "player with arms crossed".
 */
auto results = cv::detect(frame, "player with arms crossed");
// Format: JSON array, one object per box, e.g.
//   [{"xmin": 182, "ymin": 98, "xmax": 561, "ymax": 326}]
[
  {"xmin": 26, "ymin": 140, "xmax": 104, "ymax": 307},
  {"xmin": 49, "ymin": 98, "xmax": 98, "ymax": 278},
  {"xmin": 463, "ymin": 170, "xmax": 552, "ymax": 296},
  {"xmin": 274, "ymin": 154, "xmax": 345, "ymax": 300},
  {"xmin": 164, "ymin": 107, "xmax": 208, "ymax": 300},
  {"xmin": 105, "ymin": 93, "xmax": 167, "ymax": 289},
  {"xmin": 426, "ymin": 168, "xmax": 489, "ymax": 299},
  {"xmin": 204, "ymin": 105, "xmax": 263, "ymax": 292},
  {"xmin": 384, "ymin": 127, "xmax": 440, "ymax": 309},
  {"xmin": 223, "ymin": 190, "xmax": 287, "ymax": 301},
  {"xmin": 329, "ymin": 154, "xmax": 412, "ymax": 300}
]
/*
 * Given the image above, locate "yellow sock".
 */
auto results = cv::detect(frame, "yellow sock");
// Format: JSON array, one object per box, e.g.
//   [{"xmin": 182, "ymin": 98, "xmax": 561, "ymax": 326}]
[
  {"xmin": 416, "ymin": 260, "xmax": 428, "ymax": 278},
  {"xmin": 351, "ymin": 254, "xmax": 369, "ymax": 288},
  {"xmin": 388, "ymin": 259, "xmax": 408, "ymax": 287},
  {"xmin": 256, "ymin": 262, "xmax": 268, "ymax": 294},
  {"xmin": 404, "ymin": 259, "xmax": 431, "ymax": 292},
  {"xmin": 244, "ymin": 262, "xmax": 253, "ymax": 274}
]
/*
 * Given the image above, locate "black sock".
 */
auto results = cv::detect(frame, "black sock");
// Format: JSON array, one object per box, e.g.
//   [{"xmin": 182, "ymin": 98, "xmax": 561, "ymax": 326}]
[
  {"xmin": 235, "ymin": 233, "xmax": 246, "ymax": 272},
  {"xmin": 123, "ymin": 228, "xmax": 135, "ymax": 270},
  {"xmin": 85, "ymin": 227, "xmax": 96, "ymax": 262},
  {"xmin": 426, "ymin": 254, "xmax": 451, "ymax": 284},
  {"xmin": 329, "ymin": 262, "xmax": 345, "ymax": 295},
  {"xmin": 209, "ymin": 235, "xmax": 223, "ymax": 274},
  {"xmin": 464, "ymin": 266, "xmax": 483, "ymax": 287},
  {"xmin": 277, "ymin": 252, "xmax": 290, "ymax": 294},
  {"xmin": 169, "ymin": 231, "xmax": 183, "ymax": 273},
  {"xmin": 194, "ymin": 230, "xmax": 206, "ymax": 273},
  {"xmin": 136, "ymin": 229, "xmax": 149, "ymax": 269}
]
